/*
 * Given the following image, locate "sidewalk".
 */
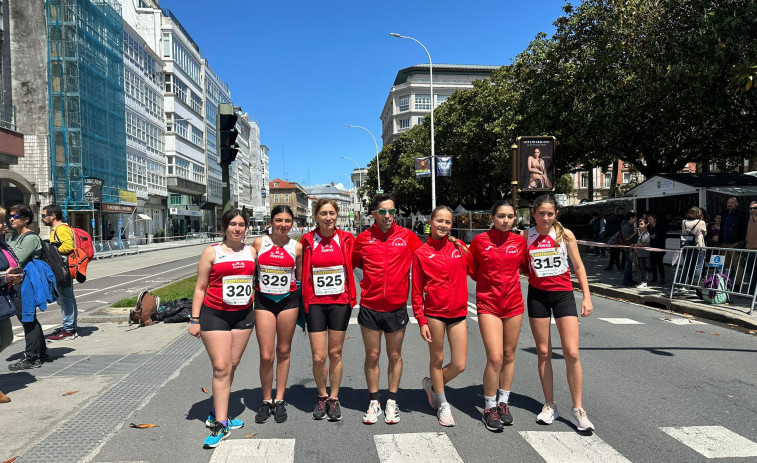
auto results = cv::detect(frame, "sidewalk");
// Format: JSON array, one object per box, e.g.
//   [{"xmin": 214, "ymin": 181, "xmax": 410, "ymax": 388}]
[{"xmin": 576, "ymin": 251, "xmax": 757, "ymax": 330}]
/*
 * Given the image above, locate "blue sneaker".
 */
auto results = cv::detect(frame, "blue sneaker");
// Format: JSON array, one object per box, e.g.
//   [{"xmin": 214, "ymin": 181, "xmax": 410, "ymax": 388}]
[
  {"xmin": 205, "ymin": 413, "xmax": 244, "ymax": 430},
  {"xmin": 202, "ymin": 421, "xmax": 230, "ymax": 449}
]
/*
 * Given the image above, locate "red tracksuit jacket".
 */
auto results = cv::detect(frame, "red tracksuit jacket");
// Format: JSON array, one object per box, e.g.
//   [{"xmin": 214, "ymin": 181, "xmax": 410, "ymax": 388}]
[
  {"xmin": 301, "ymin": 228, "xmax": 357, "ymax": 312},
  {"xmin": 467, "ymin": 229, "xmax": 527, "ymax": 318},
  {"xmin": 411, "ymin": 236, "xmax": 469, "ymax": 326},
  {"xmin": 353, "ymin": 223, "xmax": 422, "ymax": 312}
]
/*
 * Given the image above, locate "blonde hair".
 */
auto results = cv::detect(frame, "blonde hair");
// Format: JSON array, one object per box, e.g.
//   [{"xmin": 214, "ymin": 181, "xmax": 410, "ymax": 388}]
[
  {"xmin": 0, "ymin": 206, "xmax": 5, "ymax": 222},
  {"xmin": 532, "ymin": 195, "xmax": 572, "ymax": 248}
]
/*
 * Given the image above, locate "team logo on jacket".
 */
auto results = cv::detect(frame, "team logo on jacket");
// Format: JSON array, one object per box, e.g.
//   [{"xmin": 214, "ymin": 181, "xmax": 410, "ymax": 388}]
[
  {"xmin": 451, "ymin": 250, "xmax": 462, "ymax": 259},
  {"xmin": 232, "ymin": 261, "xmax": 246, "ymax": 269},
  {"xmin": 506, "ymin": 245, "xmax": 519, "ymax": 254},
  {"xmin": 391, "ymin": 238, "xmax": 407, "ymax": 247},
  {"xmin": 485, "ymin": 245, "xmax": 494, "ymax": 251}
]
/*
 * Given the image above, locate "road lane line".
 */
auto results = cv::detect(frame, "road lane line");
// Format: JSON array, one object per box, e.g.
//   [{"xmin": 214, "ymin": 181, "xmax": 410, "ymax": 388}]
[
  {"xmin": 660, "ymin": 426, "xmax": 757, "ymax": 458},
  {"xmin": 598, "ymin": 317, "xmax": 644, "ymax": 325},
  {"xmin": 74, "ymin": 262, "xmax": 197, "ymax": 297},
  {"xmin": 374, "ymin": 432, "xmax": 464, "ymax": 463},
  {"xmin": 519, "ymin": 431, "xmax": 632, "ymax": 463},
  {"xmin": 209, "ymin": 438, "xmax": 295, "ymax": 462}
]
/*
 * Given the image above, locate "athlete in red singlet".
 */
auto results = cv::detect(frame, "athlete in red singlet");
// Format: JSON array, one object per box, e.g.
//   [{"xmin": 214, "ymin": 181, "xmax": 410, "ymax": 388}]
[
  {"xmin": 189, "ymin": 209, "xmax": 257, "ymax": 448},
  {"xmin": 251, "ymin": 205, "xmax": 302, "ymax": 424},
  {"xmin": 525, "ymin": 195, "xmax": 595, "ymax": 432}
]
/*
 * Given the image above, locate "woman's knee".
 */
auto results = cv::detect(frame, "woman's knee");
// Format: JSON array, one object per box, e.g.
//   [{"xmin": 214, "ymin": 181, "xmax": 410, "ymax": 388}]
[
  {"xmin": 562, "ymin": 347, "xmax": 580, "ymax": 364},
  {"xmin": 212, "ymin": 362, "xmax": 232, "ymax": 379},
  {"xmin": 451, "ymin": 360, "xmax": 466, "ymax": 374},
  {"xmin": 502, "ymin": 346, "xmax": 517, "ymax": 364},
  {"xmin": 328, "ymin": 348, "xmax": 342, "ymax": 364},
  {"xmin": 276, "ymin": 345, "xmax": 291, "ymax": 362},
  {"xmin": 536, "ymin": 346, "xmax": 552, "ymax": 362},
  {"xmin": 365, "ymin": 349, "xmax": 381, "ymax": 366}
]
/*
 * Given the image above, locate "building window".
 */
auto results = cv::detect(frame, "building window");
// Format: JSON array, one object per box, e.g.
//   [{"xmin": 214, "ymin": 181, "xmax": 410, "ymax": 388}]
[
  {"xmin": 418, "ymin": 117, "xmax": 424, "ymax": 125},
  {"xmin": 173, "ymin": 77, "xmax": 188, "ymax": 104},
  {"xmin": 399, "ymin": 118, "xmax": 410, "ymax": 129},
  {"xmin": 399, "ymin": 95, "xmax": 409, "ymax": 112},
  {"xmin": 191, "ymin": 126, "xmax": 203, "ymax": 146},
  {"xmin": 273, "ymin": 194, "xmax": 279, "ymax": 203},
  {"xmin": 191, "ymin": 92, "xmax": 202, "ymax": 114},
  {"xmin": 174, "ymin": 119, "xmax": 188, "ymax": 138},
  {"xmin": 162, "ymin": 32, "xmax": 171, "ymax": 57},
  {"xmin": 436, "ymin": 95, "xmax": 448, "ymax": 107},
  {"xmin": 580, "ymin": 172, "xmax": 588, "ymax": 189},
  {"xmin": 415, "ymin": 94, "xmax": 432, "ymax": 110},
  {"xmin": 622, "ymin": 172, "xmax": 630, "ymax": 184},
  {"xmin": 604, "ymin": 172, "xmax": 612, "ymax": 188}
]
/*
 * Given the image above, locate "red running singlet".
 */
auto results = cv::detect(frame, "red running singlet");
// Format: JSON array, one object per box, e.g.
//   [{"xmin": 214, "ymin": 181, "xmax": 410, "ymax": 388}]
[
  {"xmin": 256, "ymin": 235, "xmax": 297, "ymax": 295},
  {"xmin": 526, "ymin": 227, "xmax": 573, "ymax": 292},
  {"xmin": 203, "ymin": 244, "xmax": 256, "ymax": 311}
]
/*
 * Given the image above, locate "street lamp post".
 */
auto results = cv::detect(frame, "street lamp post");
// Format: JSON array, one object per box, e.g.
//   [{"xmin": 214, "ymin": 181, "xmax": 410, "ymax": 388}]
[
  {"xmin": 390, "ymin": 32, "xmax": 435, "ymax": 210},
  {"xmin": 345, "ymin": 124, "xmax": 381, "ymax": 193}
]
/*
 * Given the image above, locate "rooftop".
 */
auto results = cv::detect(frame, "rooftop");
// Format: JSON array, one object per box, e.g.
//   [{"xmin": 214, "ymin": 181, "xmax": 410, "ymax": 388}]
[{"xmin": 393, "ymin": 64, "xmax": 500, "ymax": 86}]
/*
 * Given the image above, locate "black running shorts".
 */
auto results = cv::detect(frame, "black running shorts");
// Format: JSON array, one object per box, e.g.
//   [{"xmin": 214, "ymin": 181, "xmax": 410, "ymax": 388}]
[
  {"xmin": 254, "ymin": 291, "xmax": 299, "ymax": 316},
  {"xmin": 357, "ymin": 305, "xmax": 409, "ymax": 333},
  {"xmin": 526, "ymin": 285, "xmax": 578, "ymax": 319},
  {"xmin": 426, "ymin": 314, "xmax": 467, "ymax": 325},
  {"xmin": 199, "ymin": 304, "xmax": 255, "ymax": 331},
  {"xmin": 306, "ymin": 303, "xmax": 352, "ymax": 332}
]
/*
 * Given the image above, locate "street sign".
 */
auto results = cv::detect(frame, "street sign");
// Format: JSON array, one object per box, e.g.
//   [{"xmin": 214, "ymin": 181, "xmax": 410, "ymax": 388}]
[{"xmin": 708, "ymin": 254, "xmax": 724, "ymax": 268}]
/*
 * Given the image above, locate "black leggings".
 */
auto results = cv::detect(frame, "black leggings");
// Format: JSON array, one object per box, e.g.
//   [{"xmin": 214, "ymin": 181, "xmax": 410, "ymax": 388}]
[
  {"xmin": 650, "ymin": 252, "xmax": 665, "ymax": 282},
  {"xmin": 16, "ymin": 306, "xmax": 46, "ymax": 359}
]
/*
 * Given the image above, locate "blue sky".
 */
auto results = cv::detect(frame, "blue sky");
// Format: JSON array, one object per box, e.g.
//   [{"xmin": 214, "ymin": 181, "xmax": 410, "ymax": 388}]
[{"xmin": 159, "ymin": 0, "xmax": 568, "ymax": 188}]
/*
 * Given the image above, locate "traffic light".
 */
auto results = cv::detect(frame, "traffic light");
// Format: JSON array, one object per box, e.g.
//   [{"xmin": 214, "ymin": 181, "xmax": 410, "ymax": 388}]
[{"xmin": 217, "ymin": 103, "xmax": 239, "ymax": 165}]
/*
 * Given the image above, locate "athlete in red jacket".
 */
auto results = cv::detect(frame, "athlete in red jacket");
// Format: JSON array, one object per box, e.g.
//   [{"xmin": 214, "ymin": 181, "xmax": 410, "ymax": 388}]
[
  {"xmin": 353, "ymin": 193, "xmax": 422, "ymax": 424},
  {"xmin": 412, "ymin": 205, "xmax": 469, "ymax": 427},
  {"xmin": 467, "ymin": 200, "xmax": 527, "ymax": 432}
]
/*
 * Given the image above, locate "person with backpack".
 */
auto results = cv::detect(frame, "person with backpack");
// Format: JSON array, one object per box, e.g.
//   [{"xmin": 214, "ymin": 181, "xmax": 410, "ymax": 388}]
[
  {"xmin": 0, "ymin": 207, "xmax": 26, "ymax": 401},
  {"xmin": 7, "ymin": 204, "xmax": 47, "ymax": 370},
  {"xmin": 42, "ymin": 204, "xmax": 79, "ymax": 341}
]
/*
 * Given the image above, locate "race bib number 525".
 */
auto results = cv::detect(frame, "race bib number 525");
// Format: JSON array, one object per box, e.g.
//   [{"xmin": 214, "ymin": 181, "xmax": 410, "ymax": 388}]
[
  {"xmin": 529, "ymin": 248, "xmax": 568, "ymax": 278},
  {"xmin": 312, "ymin": 265, "xmax": 345, "ymax": 296},
  {"xmin": 222, "ymin": 275, "xmax": 253, "ymax": 305}
]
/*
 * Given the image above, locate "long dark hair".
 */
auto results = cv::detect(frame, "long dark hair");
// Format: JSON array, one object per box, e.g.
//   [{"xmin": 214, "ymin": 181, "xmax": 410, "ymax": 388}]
[
  {"xmin": 221, "ymin": 208, "xmax": 249, "ymax": 242},
  {"xmin": 532, "ymin": 195, "xmax": 571, "ymax": 247}
]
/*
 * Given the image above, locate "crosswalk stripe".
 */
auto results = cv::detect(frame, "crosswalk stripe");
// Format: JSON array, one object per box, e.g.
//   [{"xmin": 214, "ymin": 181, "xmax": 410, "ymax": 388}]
[
  {"xmin": 519, "ymin": 431, "xmax": 632, "ymax": 463},
  {"xmin": 374, "ymin": 432, "xmax": 464, "ymax": 463},
  {"xmin": 660, "ymin": 426, "xmax": 757, "ymax": 458},
  {"xmin": 598, "ymin": 317, "xmax": 644, "ymax": 325},
  {"xmin": 209, "ymin": 438, "xmax": 295, "ymax": 462},
  {"xmin": 660, "ymin": 317, "xmax": 705, "ymax": 325}
]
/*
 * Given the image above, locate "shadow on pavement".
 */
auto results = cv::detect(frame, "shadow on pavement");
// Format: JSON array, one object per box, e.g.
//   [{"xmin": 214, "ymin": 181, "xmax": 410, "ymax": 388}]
[{"xmin": 0, "ymin": 371, "xmax": 36, "ymax": 393}]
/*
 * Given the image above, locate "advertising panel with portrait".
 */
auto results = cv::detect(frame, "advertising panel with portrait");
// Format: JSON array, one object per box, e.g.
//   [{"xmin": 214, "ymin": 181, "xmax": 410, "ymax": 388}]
[{"xmin": 518, "ymin": 137, "xmax": 555, "ymax": 192}]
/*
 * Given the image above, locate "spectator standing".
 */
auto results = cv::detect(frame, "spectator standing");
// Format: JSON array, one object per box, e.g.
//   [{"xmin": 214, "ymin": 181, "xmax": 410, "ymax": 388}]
[
  {"xmin": 634, "ymin": 219, "xmax": 651, "ymax": 288},
  {"xmin": 721, "ymin": 196, "xmax": 749, "ymax": 246},
  {"xmin": 680, "ymin": 207, "xmax": 707, "ymax": 287},
  {"xmin": 0, "ymin": 207, "xmax": 26, "ymax": 400},
  {"xmin": 621, "ymin": 212, "xmax": 638, "ymax": 286},
  {"xmin": 42, "ymin": 204, "xmax": 79, "ymax": 341},
  {"xmin": 604, "ymin": 207, "xmax": 625, "ymax": 271},
  {"xmin": 743, "ymin": 201, "xmax": 757, "ymax": 294},
  {"xmin": 647, "ymin": 214, "xmax": 667, "ymax": 285},
  {"xmin": 708, "ymin": 214, "xmax": 722, "ymax": 247},
  {"xmin": 590, "ymin": 212, "xmax": 606, "ymax": 256}
]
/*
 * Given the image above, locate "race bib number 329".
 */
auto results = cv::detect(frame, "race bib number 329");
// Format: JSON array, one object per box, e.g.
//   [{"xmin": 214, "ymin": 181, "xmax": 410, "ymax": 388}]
[
  {"xmin": 529, "ymin": 248, "xmax": 568, "ymax": 278},
  {"xmin": 259, "ymin": 265, "xmax": 290, "ymax": 295},
  {"xmin": 312, "ymin": 265, "xmax": 345, "ymax": 296},
  {"xmin": 222, "ymin": 275, "xmax": 253, "ymax": 306}
]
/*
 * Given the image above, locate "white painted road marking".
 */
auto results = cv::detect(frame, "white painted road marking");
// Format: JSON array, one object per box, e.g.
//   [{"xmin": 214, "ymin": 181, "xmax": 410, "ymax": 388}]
[
  {"xmin": 660, "ymin": 426, "xmax": 757, "ymax": 458},
  {"xmin": 12, "ymin": 324, "xmax": 59, "ymax": 343},
  {"xmin": 519, "ymin": 431, "xmax": 632, "ymax": 463},
  {"xmin": 374, "ymin": 432, "xmax": 464, "ymax": 463},
  {"xmin": 466, "ymin": 302, "xmax": 478, "ymax": 322},
  {"xmin": 660, "ymin": 317, "xmax": 706, "ymax": 325},
  {"xmin": 598, "ymin": 317, "xmax": 644, "ymax": 325},
  {"xmin": 209, "ymin": 438, "xmax": 295, "ymax": 462}
]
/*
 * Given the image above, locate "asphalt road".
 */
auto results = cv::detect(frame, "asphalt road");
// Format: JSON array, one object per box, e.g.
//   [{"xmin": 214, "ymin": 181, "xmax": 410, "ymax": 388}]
[{"xmin": 84, "ymin": 272, "xmax": 757, "ymax": 462}]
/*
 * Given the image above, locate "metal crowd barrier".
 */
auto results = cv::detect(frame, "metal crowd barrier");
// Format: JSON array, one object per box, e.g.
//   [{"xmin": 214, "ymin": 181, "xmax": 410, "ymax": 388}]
[{"xmin": 670, "ymin": 245, "xmax": 757, "ymax": 315}]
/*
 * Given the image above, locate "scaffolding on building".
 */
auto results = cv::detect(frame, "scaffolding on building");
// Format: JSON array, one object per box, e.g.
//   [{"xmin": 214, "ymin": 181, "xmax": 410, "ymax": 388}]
[{"xmin": 45, "ymin": 0, "xmax": 127, "ymax": 214}]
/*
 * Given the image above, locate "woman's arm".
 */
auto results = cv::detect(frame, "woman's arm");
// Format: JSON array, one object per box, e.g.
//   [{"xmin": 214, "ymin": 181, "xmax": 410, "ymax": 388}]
[
  {"xmin": 188, "ymin": 246, "xmax": 215, "ymax": 337},
  {"xmin": 564, "ymin": 229, "xmax": 593, "ymax": 317},
  {"xmin": 295, "ymin": 241, "xmax": 303, "ymax": 281}
]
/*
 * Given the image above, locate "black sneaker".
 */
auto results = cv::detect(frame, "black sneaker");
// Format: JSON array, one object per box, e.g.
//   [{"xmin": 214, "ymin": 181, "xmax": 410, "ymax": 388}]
[
  {"xmin": 326, "ymin": 397, "xmax": 342, "ymax": 421},
  {"xmin": 273, "ymin": 400, "xmax": 288, "ymax": 423},
  {"xmin": 313, "ymin": 396, "xmax": 328, "ymax": 420},
  {"xmin": 255, "ymin": 401, "xmax": 273, "ymax": 423},
  {"xmin": 9, "ymin": 357, "xmax": 42, "ymax": 371},
  {"xmin": 497, "ymin": 402, "xmax": 514, "ymax": 425},
  {"xmin": 482, "ymin": 407, "xmax": 504, "ymax": 432}
]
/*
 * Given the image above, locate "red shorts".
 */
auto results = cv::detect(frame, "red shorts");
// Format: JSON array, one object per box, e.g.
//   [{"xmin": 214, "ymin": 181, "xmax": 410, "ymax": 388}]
[{"xmin": 477, "ymin": 303, "xmax": 525, "ymax": 319}]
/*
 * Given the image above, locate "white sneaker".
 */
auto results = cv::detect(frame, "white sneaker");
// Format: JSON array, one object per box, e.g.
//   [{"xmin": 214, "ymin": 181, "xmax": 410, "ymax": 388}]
[
  {"xmin": 422, "ymin": 377, "xmax": 438, "ymax": 410},
  {"xmin": 536, "ymin": 402, "xmax": 559, "ymax": 424},
  {"xmin": 636, "ymin": 282, "xmax": 648, "ymax": 288},
  {"xmin": 384, "ymin": 399, "xmax": 400, "ymax": 424},
  {"xmin": 362, "ymin": 400, "xmax": 382, "ymax": 424},
  {"xmin": 437, "ymin": 401, "xmax": 455, "ymax": 427},
  {"xmin": 569, "ymin": 407, "xmax": 595, "ymax": 431}
]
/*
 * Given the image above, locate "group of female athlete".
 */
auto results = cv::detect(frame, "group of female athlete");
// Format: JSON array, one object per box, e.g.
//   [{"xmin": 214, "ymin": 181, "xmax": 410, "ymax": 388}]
[{"xmin": 189, "ymin": 194, "xmax": 594, "ymax": 448}]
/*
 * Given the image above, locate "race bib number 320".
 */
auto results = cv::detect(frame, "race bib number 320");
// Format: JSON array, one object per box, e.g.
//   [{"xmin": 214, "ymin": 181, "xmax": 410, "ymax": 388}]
[
  {"xmin": 312, "ymin": 265, "xmax": 345, "ymax": 296},
  {"xmin": 222, "ymin": 275, "xmax": 253, "ymax": 305},
  {"xmin": 529, "ymin": 248, "xmax": 568, "ymax": 278},
  {"xmin": 259, "ymin": 265, "xmax": 290, "ymax": 295}
]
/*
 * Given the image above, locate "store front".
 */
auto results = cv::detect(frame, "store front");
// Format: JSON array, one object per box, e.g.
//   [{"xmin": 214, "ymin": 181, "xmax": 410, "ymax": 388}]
[{"xmin": 169, "ymin": 206, "xmax": 202, "ymax": 237}]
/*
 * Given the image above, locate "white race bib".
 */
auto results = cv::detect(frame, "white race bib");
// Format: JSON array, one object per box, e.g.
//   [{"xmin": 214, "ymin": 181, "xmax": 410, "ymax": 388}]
[
  {"xmin": 222, "ymin": 275, "xmax": 253, "ymax": 305},
  {"xmin": 312, "ymin": 265, "xmax": 345, "ymax": 296},
  {"xmin": 259, "ymin": 265, "xmax": 291, "ymax": 295},
  {"xmin": 529, "ymin": 248, "xmax": 568, "ymax": 278}
]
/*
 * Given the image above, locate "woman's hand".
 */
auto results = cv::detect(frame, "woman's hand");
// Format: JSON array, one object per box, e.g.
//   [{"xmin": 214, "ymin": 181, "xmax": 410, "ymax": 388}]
[
  {"xmin": 580, "ymin": 297, "xmax": 593, "ymax": 317},
  {"xmin": 6, "ymin": 268, "xmax": 23, "ymax": 285},
  {"xmin": 420, "ymin": 324, "xmax": 432, "ymax": 343},
  {"xmin": 188, "ymin": 323, "xmax": 201, "ymax": 338}
]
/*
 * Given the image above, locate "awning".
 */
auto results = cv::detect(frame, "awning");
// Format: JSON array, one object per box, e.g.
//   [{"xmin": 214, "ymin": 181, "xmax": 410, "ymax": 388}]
[{"xmin": 137, "ymin": 213, "xmax": 152, "ymax": 221}]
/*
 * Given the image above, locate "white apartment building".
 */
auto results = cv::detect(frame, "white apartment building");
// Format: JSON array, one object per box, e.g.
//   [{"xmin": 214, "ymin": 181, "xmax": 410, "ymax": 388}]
[
  {"xmin": 258, "ymin": 144, "xmax": 271, "ymax": 223},
  {"xmin": 381, "ymin": 64, "xmax": 499, "ymax": 145},
  {"xmin": 350, "ymin": 167, "xmax": 368, "ymax": 227},
  {"xmin": 305, "ymin": 183, "xmax": 353, "ymax": 229},
  {"xmin": 201, "ymin": 61, "xmax": 227, "ymax": 221}
]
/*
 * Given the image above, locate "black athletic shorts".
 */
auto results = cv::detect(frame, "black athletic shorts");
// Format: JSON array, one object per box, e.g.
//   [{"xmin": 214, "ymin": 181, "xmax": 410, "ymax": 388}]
[
  {"xmin": 200, "ymin": 304, "xmax": 255, "ymax": 331},
  {"xmin": 526, "ymin": 285, "xmax": 578, "ymax": 319},
  {"xmin": 254, "ymin": 291, "xmax": 299, "ymax": 316},
  {"xmin": 358, "ymin": 305, "xmax": 409, "ymax": 333},
  {"xmin": 306, "ymin": 303, "xmax": 352, "ymax": 332},
  {"xmin": 426, "ymin": 314, "xmax": 467, "ymax": 325}
]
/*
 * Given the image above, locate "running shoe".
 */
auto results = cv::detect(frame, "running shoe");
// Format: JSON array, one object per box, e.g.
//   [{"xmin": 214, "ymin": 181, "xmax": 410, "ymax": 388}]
[
  {"xmin": 362, "ymin": 400, "xmax": 382, "ymax": 424},
  {"xmin": 482, "ymin": 407, "xmax": 504, "ymax": 432},
  {"xmin": 497, "ymin": 402, "xmax": 514, "ymax": 426},
  {"xmin": 636, "ymin": 282, "xmax": 648, "ymax": 288},
  {"xmin": 202, "ymin": 421, "xmax": 230, "ymax": 449},
  {"xmin": 273, "ymin": 400, "xmax": 288, "ymax": 423},
  {"xmin": 8, "ymin": 357, "xmax": 42, "ymax": 371},
  {"xmin": 536, "ymin": 402, "xmax": 559, "ymax": 424},
  {"xmin": 205, "ymin": 413, "xmax": 244, "ymax": 429},
  {"xmin": 312, "ymin": 396, "xmax": 328, "ymax": 420},
  {"xmin": 437, "ymin": 401, "xmax": 455, "ymax": 427},
  {"xmin": 326, "ymin": 397, "xmax": 342, "ymax": 421},
  {"xmin": 255, "ymin": 401, "xmax": 273, "ymax": 423},
  {"xmin": 384, "ymin": 399, "xmax": 400, "ymax": 424},
  {"xmin": 569, "ymin": 407, "xmax": 595, "ymax": 432},
  {"xmin": 47, "ymin": 329, "xmax": 77, "ymax": 341},
  {"xmin": 422, "ymin": 377, "xmax": 438, "ymax": 410}
]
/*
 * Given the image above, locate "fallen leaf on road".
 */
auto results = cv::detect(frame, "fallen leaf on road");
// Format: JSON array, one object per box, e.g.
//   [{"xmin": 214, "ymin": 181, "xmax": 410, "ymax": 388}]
[
  {"xmin": 662, "ymin": 317, "xmax": 671, "ymax": 321},
  {"xmin": 3, "ymin": 457, "xmax": 18, "ymax": 463},
  {"xmin": 344, "ymin": 336, "xmax": 354, "ymax": 340},
  {"xmin": 117, "ymin": 321, "xmax": 123, "ymax": 324},
  {"xmin": 62, "ymin": 390, "xmax": 78, "ymax": 396},
  {"xmin": 709, "ymin": 333, "xmax": 719, "ymax": 336},
  {"xmin": 696, "ymin": 330, "xmax": 705, "ymax": 333},
  {"xmin": 748, "ymin": 330, "xmax": 756, "ymax": 334},
  {"xmin": 728, "ymin": 395, "xmax": 734, "ymax": 398},
  {"xmin": 727, "ymin": 323, "xmax": 737, "ymax": 327},
  {"xmin": 245, "ymin": 433, "xmax": 257, "ymax": 439},
  {"xmin": 134, "ymin": 350, "xmax": 143, "ymax": 354},
  {"xmin": 201, "ymin": 388, "xmax": 209, "ymax": 394},
  {"xmin": 683, "ymin": 313, "xmax": 692, "ymax": 317},
  {"xmin": 129, "ymin": 423, "xmax": 159, "ymax": 428}
]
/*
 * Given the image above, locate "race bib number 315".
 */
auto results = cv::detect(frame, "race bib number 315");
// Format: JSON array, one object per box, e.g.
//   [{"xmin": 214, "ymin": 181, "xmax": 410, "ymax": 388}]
[
  {"xmin": 259, "ymin": 265, "xmax": 290, "ymax": 295},
  {"xmin": 312, "ymin": 265, "xmax": 345, "ymax": 296},
  {"xmin": 529, "ymin": 248, "xmax": 568, "ymax": 278},
  {"xmin": 222, "ymin": 275, "xmax": 253, "ymax": 305}
]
